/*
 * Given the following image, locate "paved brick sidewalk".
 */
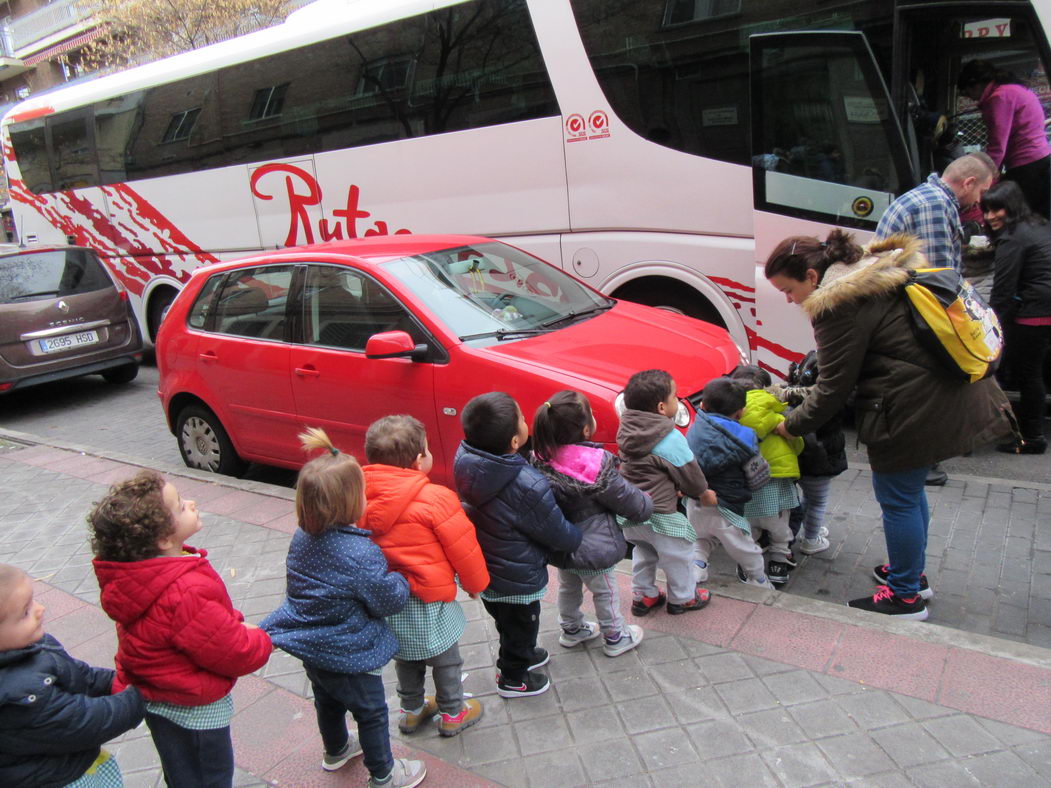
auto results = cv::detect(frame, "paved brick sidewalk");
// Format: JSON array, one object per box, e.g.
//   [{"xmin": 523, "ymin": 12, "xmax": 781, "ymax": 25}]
[{"xmin": 1, "ymin": 439, "xmax": 1049, "ymax": 787}]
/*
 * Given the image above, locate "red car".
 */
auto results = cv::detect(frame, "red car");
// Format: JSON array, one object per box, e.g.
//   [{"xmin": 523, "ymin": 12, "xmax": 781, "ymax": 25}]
[{"xmin": 157, "ymin": 235, "xmax": 743, "ymax": 485}]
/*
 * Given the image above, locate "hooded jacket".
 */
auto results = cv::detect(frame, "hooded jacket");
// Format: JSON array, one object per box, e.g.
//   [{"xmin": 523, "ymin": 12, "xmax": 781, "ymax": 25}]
[
  {"xmin": 261, "ymin": 525, "xmax": 408, "ymax": 674},
  {"xmin": 93, "ymin": 547, "xmax": 273, "ymax": 706},
  {"xmin": 740, "ymin": 389, "xmax": 804, "ymax": 478},
  {"xmin": 453, "ymin": 442, "xmax": 582, "ymax": 596},
  {"xmin": 532, "ymin": 443, "xmax": 653, "ymax": 570},
  {"xmin": 361, "ymin": 464, "xmax": 489, "ymax": 602},
  {"xmin": 783, "ymin": 234, "xmax": 1013, "ymax": 471},
  {"xmin": 686, "ymin": 411, "xmax": 758, "ymax": 514},
  {"xmin": 0, "ymin": 634, "xmax": 144, "ymax": 788},
  {"xmin": 617, "ymin": 408, "xmax": 709, "ymax": 512}
]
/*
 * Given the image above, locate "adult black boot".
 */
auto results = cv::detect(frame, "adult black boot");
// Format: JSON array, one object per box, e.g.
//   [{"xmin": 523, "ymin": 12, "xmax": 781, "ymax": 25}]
[{"xmin": 924, "ymin": 463, "xmax": 948, "ymax": 486}]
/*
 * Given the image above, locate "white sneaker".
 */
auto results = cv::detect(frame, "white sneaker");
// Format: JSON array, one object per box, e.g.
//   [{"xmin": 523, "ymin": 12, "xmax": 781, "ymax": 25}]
[
  {"xmin": 558, "ymin": 621, "xmax": 602, "ymax": 648},
  {"xmin": 693, "ymin": 559, "xmax": 709, "ymax": 583},
  {"xmin": 603, "ymin": 624, "xmax": 644, "ymax": 657},
  {"xmin": 368, "ymin": 759, "xmax": 426, "ymax": 788},
  {"xmin": 798, "ymin": 535, "xmax": 830, "ymax": 555}
]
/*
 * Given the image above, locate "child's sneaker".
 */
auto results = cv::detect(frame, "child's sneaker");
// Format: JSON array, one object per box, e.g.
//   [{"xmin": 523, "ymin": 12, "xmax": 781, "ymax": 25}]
[
  {"xmin": 497, "ymin": 671, "xmax": 550, "ymax": 698},
  {"xmin": 782, "ymin": 550, "xmax": 798, "ymax": 568},
  {"xmin": 736, "ymin": 565, "xmax": 776, "ymax": 589},
  {"xmin": 398, "ymin": 696, "xmax": 438, "ymax": 735},
  {"xmin": 767, "ymin": 560, "xmax": 791, "ymax": 586},
  {"xmin": 559, "ymin": 621, "xmax": 602, "ymax": 648},
  {"xmin": 872, "ymin": 564, "xmax": 933, "ymax": 599},
  {"xmin": 322, "ymin": 734, "xmax": 363, "ymax": 771},
  {"xmin": 666, "ymin": 588, "xmax": 712, "ymax": 614},
  {"xmin": 603, "ymin": 624, "xmax": 644, "ymax": 657},
  {"xmin": 528, "ymin": 648, "xmax": 549, "ymax": 670},
  {"xmin": 368, "ymin": 758, "xmax": 427, "ymax": 788},
  {"xmin": 798, "ymin": 535, "xmax": 830, "ymax": 555},
  {"xmin": 630, "ymin": 591, "xmax": 666, "ymax": 617},
  {"xmin": 848, "ymin": 585, "xmax": 929, "ymax": 620},
  {"xmin": 818, "ymin": 525, "xmax": 829, "ymax": 538},
  {"xmin": 693, "ymin": 559, "xmax": 709, "ymax": 582},
  {"xmin": 438, "ymin": 699, "xmax": 483, "ymax": 737}
]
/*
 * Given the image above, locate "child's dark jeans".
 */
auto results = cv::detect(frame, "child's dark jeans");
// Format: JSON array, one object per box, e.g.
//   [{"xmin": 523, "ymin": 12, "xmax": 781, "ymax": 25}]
[
  {"xmin": 482, "ymin": 598, "xmax": 541, "ymax": 684},
  {"xmin": 304, "ymin": 665, "xmax": 393, "ymax": 779},
  {"xmin": 144, "ymin": 713, "xmax": 233, "ymax": 788}
]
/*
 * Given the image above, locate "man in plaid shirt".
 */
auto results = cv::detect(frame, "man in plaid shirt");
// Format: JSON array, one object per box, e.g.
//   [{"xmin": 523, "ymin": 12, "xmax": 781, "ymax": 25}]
[
  {"xmin": 875, "ymin": 153, "xmax": 996, "ymax": 271},
  {"xmin": 874, "ymin": 152, "xmax": 996, "ymax": 487}
]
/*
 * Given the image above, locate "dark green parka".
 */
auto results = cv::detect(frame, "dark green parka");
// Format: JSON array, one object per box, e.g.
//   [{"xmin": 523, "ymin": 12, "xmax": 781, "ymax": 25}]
[{"xmin": 783, "ymin": 234, "xmax": 1012, "ymax": 472}]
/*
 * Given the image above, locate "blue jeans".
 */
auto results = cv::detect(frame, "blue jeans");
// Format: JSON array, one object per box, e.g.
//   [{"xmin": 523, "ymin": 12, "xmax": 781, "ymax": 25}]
[
  {"xmin": 871, "ymin": 467, "xmax": 930, "ymax": 597},
  {"xmin": 304, "ymin": 665, "xmax": 393, "ymax": 780},
  {"xmin": 144, "ymin": 713, "xmax": 233, "ymax": 788}
]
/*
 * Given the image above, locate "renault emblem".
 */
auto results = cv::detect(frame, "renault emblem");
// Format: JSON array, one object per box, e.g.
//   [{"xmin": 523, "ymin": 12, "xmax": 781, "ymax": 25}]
[{"xmin": 56, "ymin": 300, "xmax": 70, "ymax": 313}]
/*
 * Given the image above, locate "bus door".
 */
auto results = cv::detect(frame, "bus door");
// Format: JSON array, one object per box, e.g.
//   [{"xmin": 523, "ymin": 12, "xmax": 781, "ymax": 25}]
[
  {"xmin": 892, "ymin": 3, "xmax": 1051, "ymax": 182},
  {"xmin": 748, "ymin": 31, "xmax": 914, "ymax": 374}
]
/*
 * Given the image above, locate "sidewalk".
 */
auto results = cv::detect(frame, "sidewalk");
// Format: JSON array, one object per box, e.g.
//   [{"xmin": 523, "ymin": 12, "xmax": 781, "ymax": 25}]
[{"xmin": 1, "ymin": 434, "xmax": 1049, "ymax": 787}]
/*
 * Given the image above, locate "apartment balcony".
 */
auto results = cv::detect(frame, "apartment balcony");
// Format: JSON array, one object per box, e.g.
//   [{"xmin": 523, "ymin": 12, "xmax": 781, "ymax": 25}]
[{"xmin": 11, "ymin": 0, "xmax": 94, "ymax": 55}]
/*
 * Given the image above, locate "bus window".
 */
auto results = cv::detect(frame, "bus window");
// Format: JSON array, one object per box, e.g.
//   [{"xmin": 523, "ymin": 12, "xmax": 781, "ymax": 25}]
[
  {"xmin": 49, "ymin": 112, "xmax": 98, "ymax": 191},
  {"xmin": 750, "ymin": 31, "xmax": 910, "ymax": 228},
  {"xmin": 9, "ymin": 120, "xmax": 52, "ymax": 194}
]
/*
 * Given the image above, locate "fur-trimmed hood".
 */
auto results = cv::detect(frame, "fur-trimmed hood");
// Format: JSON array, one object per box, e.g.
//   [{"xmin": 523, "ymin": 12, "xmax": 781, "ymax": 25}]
[{"xmin": 803, "ymin": 233, "xmax": 928, "ymax": 320}]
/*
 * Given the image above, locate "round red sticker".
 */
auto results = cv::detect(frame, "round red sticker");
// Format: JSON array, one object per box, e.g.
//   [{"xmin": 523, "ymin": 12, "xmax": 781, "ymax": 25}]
[
  {"xmin": 566, "ymin": 114, "xmax": 585, "ymax": 134},
  {"xmin": 589, "ymin": 111, "xmax": 608, "ymax": 131}
]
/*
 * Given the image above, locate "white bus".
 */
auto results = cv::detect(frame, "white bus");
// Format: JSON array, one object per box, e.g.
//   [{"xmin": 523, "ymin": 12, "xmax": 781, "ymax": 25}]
[{"xmin": 4, "ymin": 0, "xmax": 1051, "ymax": 375}]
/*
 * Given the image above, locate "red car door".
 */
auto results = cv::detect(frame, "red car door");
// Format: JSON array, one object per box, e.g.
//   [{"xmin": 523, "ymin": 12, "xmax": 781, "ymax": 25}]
[
  {"xmin": 194, "ymin": 265, "xmax": 298, "ymax": 462},
  {"xmin": 289, "ymin": 265, "xmax": 446, "ymax": 473}
]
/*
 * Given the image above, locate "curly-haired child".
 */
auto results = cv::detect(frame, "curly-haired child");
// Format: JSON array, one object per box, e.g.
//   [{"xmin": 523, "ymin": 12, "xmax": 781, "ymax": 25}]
[{"xmin": 89, "ymin": 471, "xmax": 273, "ymax": 788}]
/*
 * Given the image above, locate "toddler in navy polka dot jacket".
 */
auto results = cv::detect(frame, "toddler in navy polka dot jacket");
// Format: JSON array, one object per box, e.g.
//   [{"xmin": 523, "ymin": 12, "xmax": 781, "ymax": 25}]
[{"xmin": 262, "ymin": 428, "xmax": 426, "ymax": 788}]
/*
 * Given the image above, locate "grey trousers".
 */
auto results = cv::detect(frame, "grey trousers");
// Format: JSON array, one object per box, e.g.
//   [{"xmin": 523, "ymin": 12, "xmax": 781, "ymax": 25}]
[
  {"xmin": 623, "ymin": 524, "xmax": 701, "ymax": 605},
  {"xmin": 687, "ymin": 499, "xmax": 766, "ymax": 580},
  {"xmin": 394, "ymin": 642, "xmax": 463, "ymax": 716},
  {"xmin": 557, "ymin": 568, "xmax": 624, "ymax": 637}
]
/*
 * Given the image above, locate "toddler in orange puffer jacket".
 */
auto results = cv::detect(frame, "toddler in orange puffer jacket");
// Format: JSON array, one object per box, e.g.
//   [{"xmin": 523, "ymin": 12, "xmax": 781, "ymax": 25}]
[{"xmin": 361, "ymin": 415, "xmax": 490, "ymax": 739}]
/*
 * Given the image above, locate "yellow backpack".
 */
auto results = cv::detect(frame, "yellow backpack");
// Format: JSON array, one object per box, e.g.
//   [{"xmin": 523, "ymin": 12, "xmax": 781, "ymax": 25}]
[{"xmin": 903, "ymin": 267, "xmax": 1004, "ymax": 383}]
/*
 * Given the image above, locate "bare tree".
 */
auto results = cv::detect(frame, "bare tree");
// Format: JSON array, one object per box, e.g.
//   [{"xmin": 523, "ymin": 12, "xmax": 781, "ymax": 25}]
[{"xmin": 82, "ymin": 0, "xmax": 291, "ymax": 70}]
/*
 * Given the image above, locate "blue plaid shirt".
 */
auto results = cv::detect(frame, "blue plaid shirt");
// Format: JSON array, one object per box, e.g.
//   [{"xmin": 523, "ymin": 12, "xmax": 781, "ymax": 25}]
[{"xmin": 875, "ymin": 173, "xmax": 961, "ymax": 270}]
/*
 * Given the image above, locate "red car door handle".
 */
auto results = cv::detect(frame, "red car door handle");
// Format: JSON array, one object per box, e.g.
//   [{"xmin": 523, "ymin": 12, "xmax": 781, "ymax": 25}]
[
  {"xmin": 199, "ymin": 351, "xmax": 217, "ymax": 362},
  {"xmin": 295, "ymin": 366, "xmax": 320, "ymax": 378}
]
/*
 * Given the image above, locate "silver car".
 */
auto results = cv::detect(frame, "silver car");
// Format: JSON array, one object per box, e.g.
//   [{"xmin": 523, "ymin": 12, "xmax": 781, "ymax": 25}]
[{"xmin": 0, "ymin": 246, "xmax": 143, "ymax": 393}]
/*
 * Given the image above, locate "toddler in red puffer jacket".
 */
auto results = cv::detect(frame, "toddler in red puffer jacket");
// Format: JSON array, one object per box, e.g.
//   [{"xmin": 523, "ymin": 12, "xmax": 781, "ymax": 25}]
[{"xmin": 88, "ymin": 470, "xmax": 272, "ymax": 788}]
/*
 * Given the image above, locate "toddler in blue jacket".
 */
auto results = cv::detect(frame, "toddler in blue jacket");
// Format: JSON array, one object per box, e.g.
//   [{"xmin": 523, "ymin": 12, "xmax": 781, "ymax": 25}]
[
  {"xmin": 262, "ymin": 428, "xmax": 424, "ymax": 788},
  {"xmin": 0, "ymin": 563, "xmax": 144, "ymax": 788},
  {"xmin": 453, "ymin": 392, "xmax": 581, "ymax": 699},
  {"xmin": 685, "ymin": 378, "xmax": 775, "ymax": 589}
]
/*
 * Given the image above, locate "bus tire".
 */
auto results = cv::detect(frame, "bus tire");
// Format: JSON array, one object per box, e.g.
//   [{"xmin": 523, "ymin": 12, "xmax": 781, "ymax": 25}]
[
  {"xmin": 614, "ymin": 281, "xmax": 725, "ymax": 326},
  {"xmin": 147, "ymin": 288, "xmax": 178, "ymax": 341},
  {"xmin": 175, "ymin": 404, "xmax": 247, "ymax": 476}
]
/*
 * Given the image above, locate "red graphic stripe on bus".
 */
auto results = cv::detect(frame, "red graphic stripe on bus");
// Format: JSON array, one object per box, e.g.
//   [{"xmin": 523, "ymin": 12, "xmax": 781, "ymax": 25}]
[
  {"xmin": 9, "ymin": 179, "xmax": 216, "ymax": 295},
  {"xmin": 708, "ymin": 275, "xmax": 756, "ymax": 303},
  {"xmin": 746, "ymin": 326, "xmax": 804, "ymax": 365}
]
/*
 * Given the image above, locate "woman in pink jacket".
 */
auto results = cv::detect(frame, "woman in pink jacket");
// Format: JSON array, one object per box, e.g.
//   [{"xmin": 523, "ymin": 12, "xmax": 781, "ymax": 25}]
[{"xmin": 959, "ymin": 59, "xmax": 1051, "ymax": 219}]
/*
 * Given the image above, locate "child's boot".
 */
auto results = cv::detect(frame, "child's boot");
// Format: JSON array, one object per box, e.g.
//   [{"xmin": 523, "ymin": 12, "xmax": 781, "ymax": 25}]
[
  {"xmin": 438, "ymin": 698, "xmax": 484, "ymax": 737},
  {"xmin": 630, "ymin": 591, "xmax": 666, "ymax": 616},
  {"xmin": 398, "ymin": 696, "xmax": 438, "ymax": 734},
  {"xmin": 666, "ymin": 588, "xmax": 712, "ymax": 614}
]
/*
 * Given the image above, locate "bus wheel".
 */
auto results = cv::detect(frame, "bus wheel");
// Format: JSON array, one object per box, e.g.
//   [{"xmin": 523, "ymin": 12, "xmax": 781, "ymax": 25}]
[
  {"xmin": 147, "ymin": 288, "xmax": 178, "ymax": 341},
  {"xmin": 176, "ymin": 404, "xmax": 247, "ymax": 476},
  {"xmin": 614, "ymin": 282, "xmax": 725, "ymax": 326}
]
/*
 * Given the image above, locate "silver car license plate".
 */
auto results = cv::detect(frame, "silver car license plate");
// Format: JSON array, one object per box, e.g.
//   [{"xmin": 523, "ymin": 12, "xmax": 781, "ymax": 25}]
[{"xmin": 37, "ymin": 330, "xmax": 99, "ymax": 354}]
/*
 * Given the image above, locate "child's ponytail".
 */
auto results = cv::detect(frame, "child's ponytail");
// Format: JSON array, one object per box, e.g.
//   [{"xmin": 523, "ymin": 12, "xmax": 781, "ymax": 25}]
[
  {"xmin": 532, "ymin": 390, "xmax": 594, "ymax": 461},
  {"xmin": 295, "ymin": 427, "xmax": 365, "ymax": 535}
]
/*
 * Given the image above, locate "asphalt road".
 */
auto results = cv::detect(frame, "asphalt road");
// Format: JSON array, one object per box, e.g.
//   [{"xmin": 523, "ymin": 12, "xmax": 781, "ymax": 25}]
[{"xmin": 1, "ymin": 357, "xmax": 1048, "ymax": 488}]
